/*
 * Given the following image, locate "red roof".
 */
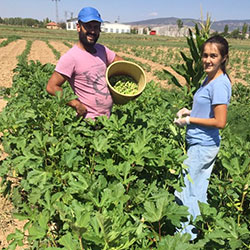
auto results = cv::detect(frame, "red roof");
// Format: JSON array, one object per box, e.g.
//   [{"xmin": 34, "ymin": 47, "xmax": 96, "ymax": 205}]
[{"xmin": 47, "ymin": 22, "xmax": 58, "ymax": 26}]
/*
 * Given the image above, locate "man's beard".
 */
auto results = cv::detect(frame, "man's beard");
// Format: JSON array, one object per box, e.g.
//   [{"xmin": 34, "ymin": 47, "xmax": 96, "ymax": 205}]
[{"xmin": 79, "ymin": 29, "xmax": 99, "ymax": 48}]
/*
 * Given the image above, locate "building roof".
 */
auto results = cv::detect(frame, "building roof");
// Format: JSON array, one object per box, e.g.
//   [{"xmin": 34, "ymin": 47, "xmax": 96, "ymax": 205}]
[{"xmin": 47, "ymin": 22, "xmax": 58, "ymax": 26}]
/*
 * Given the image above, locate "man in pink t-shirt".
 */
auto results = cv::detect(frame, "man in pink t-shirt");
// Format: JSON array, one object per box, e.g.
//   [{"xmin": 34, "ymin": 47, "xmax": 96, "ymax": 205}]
[{"xmin": 46, "ymin": 7, "xmax": 123, "ymax": 119}]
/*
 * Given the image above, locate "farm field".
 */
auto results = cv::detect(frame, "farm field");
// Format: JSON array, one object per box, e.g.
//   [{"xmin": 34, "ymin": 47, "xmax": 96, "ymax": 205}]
[
  {"xmin": 0, "ymin": 25, "xmax": 250, "ymax": 249},
  {"xmin": 1, "ymin": 24, "xmax": 250, "ymax": 90}
]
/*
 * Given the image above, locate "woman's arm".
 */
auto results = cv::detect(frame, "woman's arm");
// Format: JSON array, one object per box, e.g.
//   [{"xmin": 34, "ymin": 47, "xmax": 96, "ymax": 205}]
[{"xmin": 189, "ymin": 104, "xmax": 228, "ymax": 129}]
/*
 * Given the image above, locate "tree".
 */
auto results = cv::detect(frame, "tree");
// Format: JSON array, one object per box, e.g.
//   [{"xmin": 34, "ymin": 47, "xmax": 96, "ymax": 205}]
[
  {"xmin": 130, "ymin": 28, "xmax": 138, "ymax": 34},
  {"xmin": 242, "ymin": 23, "xmax": 248, "ymax": 39},
  {"xmin": 43, "ymin": 17, "xmax": 51, "ymax": 25},
  {"xmin": 230, "ymin": 28, "xmax": 240, "ymax": 39},
  {"xmin": 177, "ymin": 19, "xmax": 183, "ymax": 30},
  {"xmin": 143, "ymin": 27, "xmax": 148, "ymax": 35},
  {"xmin": 177, "ymin": 19, "xmax": 183, "ymax": 37},
  {"xmin": 58, "ymin": 22, "xmax": 66, "ymax": 29},
  {"xmin": 224, "ymin": 24, "xmax": 229, "ymax": 35}
]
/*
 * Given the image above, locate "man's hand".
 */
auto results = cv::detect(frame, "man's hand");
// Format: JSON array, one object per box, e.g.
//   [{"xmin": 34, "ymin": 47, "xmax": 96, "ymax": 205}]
[
  {"xmin": 69, "ymin": 99, "xmax": 87, "ymax": 117},
  {"xmin": 176, "ymin": 108, "xmax": 191, "ymax": 118},
  {"xmin": 75, "ymin": 102, "xmax": 87, "ymax": 117}
]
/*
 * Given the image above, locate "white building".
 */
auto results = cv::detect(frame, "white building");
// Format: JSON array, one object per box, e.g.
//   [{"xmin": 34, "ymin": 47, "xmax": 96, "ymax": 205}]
[
  {"xmin": 152, "ymin": 25, "xmax": 190, "ymax": 37},
  {"xmin": 66, "ymin": 18, "xmax": 77, "ymax": 31},
  {"xmin": 101, "ymin": 22, "xmax": 131, "ymax": 34},
  {"xmin": 136, "ymin": 25, "xmax": 190, "ymax": 37},
  {"xmin": 66, "ymin": 19, "xmax": 131, "ymax": 34}
]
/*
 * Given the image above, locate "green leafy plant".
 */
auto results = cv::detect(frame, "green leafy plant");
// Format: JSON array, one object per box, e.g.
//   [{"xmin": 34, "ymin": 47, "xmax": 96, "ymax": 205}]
[
  {"xmin": 163, "ymin": 14, "xmax": 213, "ymax": 105},
  {"xmin": 0, "ymin": 35, "xmax": 21, "ymax": 47}
]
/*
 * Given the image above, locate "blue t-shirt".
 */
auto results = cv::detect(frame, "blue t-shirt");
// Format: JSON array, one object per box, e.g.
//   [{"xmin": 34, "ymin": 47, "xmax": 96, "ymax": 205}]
[{"xmin": 186, "ymin": 74, "xmax": 231, "ymax": 146}]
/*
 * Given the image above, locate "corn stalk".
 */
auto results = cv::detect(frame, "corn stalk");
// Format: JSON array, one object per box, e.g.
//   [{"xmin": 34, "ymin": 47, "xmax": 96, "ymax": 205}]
[{"xmin": 164, "ymin": 13, "xmax": 213, "ymax": 106}]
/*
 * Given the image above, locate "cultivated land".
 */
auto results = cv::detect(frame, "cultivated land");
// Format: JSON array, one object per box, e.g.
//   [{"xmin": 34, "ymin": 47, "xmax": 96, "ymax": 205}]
[{"xmin": 0, "ymin": 25, "xmax": 250, "ymax": 249}]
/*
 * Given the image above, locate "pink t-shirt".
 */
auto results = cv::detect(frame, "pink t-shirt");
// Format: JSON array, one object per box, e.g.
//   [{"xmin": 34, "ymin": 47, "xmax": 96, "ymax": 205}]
[{"xmin": 55, "ymin": 44, "xmax": 116, "ymax": 119}]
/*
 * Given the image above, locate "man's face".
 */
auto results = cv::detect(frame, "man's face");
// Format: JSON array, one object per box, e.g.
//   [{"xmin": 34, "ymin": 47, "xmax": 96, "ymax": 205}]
[{"xmin": 78, "ymin": 21, "xmax": 101, "ymax": 47}]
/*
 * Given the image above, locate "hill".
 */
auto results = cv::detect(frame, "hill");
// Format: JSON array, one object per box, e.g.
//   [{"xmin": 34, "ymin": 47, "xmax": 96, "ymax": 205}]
[{"xmin": 126, "ymin": 17, "xmax": 250, "ymax": 32}]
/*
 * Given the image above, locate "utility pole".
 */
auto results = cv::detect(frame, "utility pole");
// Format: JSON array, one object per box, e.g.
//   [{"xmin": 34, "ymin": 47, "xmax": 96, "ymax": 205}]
[
  {"xmin": 52, "ymin": 0, "xmax": 60, "ymax": 23},
  {"xmin": 64, "ymin": 11, "xmax": 67, "ymax": 22}
]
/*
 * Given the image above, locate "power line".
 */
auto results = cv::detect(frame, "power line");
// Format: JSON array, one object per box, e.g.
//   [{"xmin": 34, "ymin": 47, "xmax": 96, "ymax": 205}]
[
  {"xmin": 52, "ymin": 0, "xmax": 60, "ymax": 23},
  {"xmin": 64, "ymin": 11, "xmax": 74, "ymax": 21}
]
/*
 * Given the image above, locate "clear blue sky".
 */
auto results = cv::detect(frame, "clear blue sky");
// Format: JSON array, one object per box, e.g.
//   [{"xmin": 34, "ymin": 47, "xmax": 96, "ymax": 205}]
[{"xmin": 1, "ymin": 0, "xmax": 250, "ymax": 23}]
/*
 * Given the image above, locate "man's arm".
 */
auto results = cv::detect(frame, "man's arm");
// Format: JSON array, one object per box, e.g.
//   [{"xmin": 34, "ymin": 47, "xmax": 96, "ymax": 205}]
[
  {"xmin": 46, "ymin": 71, "xmax": 87, "ymax": 116},
  {"xmin": 46, "ymin": 71, "xmax": 66, "ymax": 95},
  {"xmin": 113, "ymin": 54, "xmax": 123, "ymax": 62}
]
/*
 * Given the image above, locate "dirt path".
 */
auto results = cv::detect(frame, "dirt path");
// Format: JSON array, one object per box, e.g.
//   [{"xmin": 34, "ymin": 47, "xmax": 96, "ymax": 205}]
[
  {"xmin": 0, "ymin": 39, "xmax": 7, "ymax": 43},
  {"xmin": 0, "ymin": 195, "xmax": 27, "ymax": 249},
  {"xmin": 0, "ymin": 39, "xmax": 26, "ymax": 88},
  {"xmin": 28, "ymin": 40, "xmax": 57, "ymax": 65},
  {"xmin": 49, "ymin": 40, "xmax": 71, "ymax": 56}
]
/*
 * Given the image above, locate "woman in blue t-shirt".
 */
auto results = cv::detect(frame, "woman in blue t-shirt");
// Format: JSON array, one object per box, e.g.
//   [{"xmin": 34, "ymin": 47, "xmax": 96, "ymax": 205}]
[{"xmin": 174, "ymin": 35, "xmax": 231, "ymax": 240}]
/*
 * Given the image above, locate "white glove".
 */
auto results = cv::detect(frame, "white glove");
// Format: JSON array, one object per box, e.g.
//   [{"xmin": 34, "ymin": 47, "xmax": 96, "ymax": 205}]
[
  {"xmin": 174, "ymin": 116, "xmax": 190, "ymax": 127},
  {"xmin": 176, "ymin": 108, "xmax": 191, "ymax": 119}
]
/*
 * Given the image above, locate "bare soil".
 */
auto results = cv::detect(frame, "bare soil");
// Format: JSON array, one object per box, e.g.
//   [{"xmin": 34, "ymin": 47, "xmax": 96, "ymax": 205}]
[
  {"xmin": 0, "ymin": 40, "xmax": 26, "ymax": 88},
  {"xmin": 0, "ymin": 39, "xmax": 7, "ymax": 44},
  {"xmin": 28, "ymin": 40, "xmax": 58, "ymax": 65},
  {"xmin": 49, "ymin": 40, "xmax": 72, "ymax": 56}
]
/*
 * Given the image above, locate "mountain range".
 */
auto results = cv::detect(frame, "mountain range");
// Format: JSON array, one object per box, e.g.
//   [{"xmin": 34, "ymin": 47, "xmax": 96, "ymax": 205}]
[{"xmin": 126, "ymin": 17, "xmax": 250, "ymax": 32}]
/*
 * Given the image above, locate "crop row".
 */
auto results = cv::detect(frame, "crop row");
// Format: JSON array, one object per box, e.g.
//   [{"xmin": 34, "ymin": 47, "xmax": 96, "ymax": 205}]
[
  {"xmin": 1, "ymin": 33, "xmax": 250, "ymax": 86},
  {"xmin": 0, "ymin": 31, "xmax": 250, "ymax": 249},
  {"xmin": 0, "ymin": 47, "xmax": 249, "ymax": 249}
]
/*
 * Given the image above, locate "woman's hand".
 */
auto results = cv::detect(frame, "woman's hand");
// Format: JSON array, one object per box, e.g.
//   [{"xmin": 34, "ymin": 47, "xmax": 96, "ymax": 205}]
[
  {"xmin": 174, "ymin": 104, "xmax": 228, "ymax": 129},
  {"xmin": 176, "ymin": 108, "xmax": 191, "ymax": 118},
  {"xmin": 174, "ymin": 116, "xmax": 190, "ymax": 127}
]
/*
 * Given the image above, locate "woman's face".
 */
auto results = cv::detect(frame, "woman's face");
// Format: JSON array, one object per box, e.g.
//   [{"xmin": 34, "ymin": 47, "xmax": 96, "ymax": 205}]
[{"xmin": 202, "ymin": 43, "xmax": 225, "ymax": 76}]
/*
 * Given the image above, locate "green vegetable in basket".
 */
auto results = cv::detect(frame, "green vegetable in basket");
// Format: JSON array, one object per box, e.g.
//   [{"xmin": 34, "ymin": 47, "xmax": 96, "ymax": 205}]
[{"xmin": 109, "ymin": 75, "xmax": 138, "ymax": 95}]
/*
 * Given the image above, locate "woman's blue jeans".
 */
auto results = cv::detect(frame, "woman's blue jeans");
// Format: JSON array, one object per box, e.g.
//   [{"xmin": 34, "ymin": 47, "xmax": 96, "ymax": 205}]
[{"xmin": 175, "ymin": 144, "xmax": 220, "ymax": 240}]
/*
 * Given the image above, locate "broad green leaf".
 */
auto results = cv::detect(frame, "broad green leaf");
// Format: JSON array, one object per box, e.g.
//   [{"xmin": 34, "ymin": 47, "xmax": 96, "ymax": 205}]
[
  {"xmin": 28, "ymin": 224, "xmax": 46, "ymax": 240},
  {"xmin": 58, "ymin": 232, "xmax": 79, "ymax": 250}
]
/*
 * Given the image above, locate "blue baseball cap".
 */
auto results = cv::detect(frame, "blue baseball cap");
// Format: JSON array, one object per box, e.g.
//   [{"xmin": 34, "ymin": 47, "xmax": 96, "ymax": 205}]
[{"xmin": 78, "ymin": 7, "xmax": 103, "ymax": 23}]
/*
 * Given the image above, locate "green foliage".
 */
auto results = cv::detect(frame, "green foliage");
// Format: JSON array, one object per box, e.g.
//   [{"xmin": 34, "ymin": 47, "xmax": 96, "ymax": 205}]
[
  {"xmin": 226, "ymin": 83, "xmax": 250, "ymax": 141},
  {"xmin": 16, "ymin": 40, "xmax": 33, "ymax": 64},
  {"xmin": 163, "ymin": 18, "xmax": 211, "ymax": 105},
  {"xmin": 0, "ymin": 35, "xmax": 21, "ymax": 47},
  {"xmin": 177, "ymin": 19, "xmax": 184, "ymax": 30},
  {"xmin": 0, "ymin": 61, "xmax": 188, "ymax": 249},
  {"xmin": 153, "ymin": 70, "xmax": 169, "ymax": 80},
  {"xmin": 1, "ymin": 59, "xmax": 249, "ymax": 249},
  {"xmin": 46, "ymin": 41, "xmax": 61, "ymax": 60},
  {"xmin": 122, "ymin": 56, "xmax": 151, "ymax": 72},
  {"xmin": 63, "ymin": 41, "xmax": 73, "ymax": 48},
  {"xmin": 0, "ymin": 17, "xmax": 46, "ymax": 27}
]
